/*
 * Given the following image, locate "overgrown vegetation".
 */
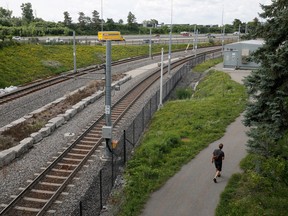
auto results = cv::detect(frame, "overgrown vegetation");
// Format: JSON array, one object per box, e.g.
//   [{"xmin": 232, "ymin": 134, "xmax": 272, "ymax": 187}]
[
  {"xmin": 216, "ymin": 1, "xmax": 288, "ymax": 215},
  {"xmin": 216, "ymin": 153, "xmax": 288, "ymax": 216},
  {"xmin": 193, "ymin": 57, "xmax": 223, "ymax": 72},
  {"xmin": 117, "ymin": 69, "xmax": 247, "ymax": 216},
  {"xmin": 175, "ymin": 87, "xmax": 193, "ymax": 99}
]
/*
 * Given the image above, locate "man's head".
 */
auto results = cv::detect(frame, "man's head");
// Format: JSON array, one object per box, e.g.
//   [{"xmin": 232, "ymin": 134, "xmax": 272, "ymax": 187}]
[{"xmin": 219, "ymin": 143, "xmax": 223, "ymax": 149}]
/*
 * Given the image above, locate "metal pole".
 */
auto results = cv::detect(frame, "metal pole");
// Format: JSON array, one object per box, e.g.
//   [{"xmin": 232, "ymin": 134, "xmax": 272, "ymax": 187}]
[
  {"xmin": 159, "ymin": 48, "xmax": 164, "ymax": 109},
  {"xmin": 100, "ymin": 169, "xmax": 103, "ymax": 209},
  {"xmin": 111, "ymin": 152, "xmax": 114, "ymax": 187},
  {"xmin": 193, "ymin": 25, "xmax": 196, "ymax": 51},
  {"xmin": 238, "ymin": 24, "xmax": 241, "ymax": 42},
  {"xmin": 73, "ymin": 31, "xmax": 76, "ymax": 73},
  {"xmin": 195, "ymin": 29, "xmax": 198, "ymax": 57},
  {"xmin": 149, "ymin": 28, "xmax": 152, "ymax": 59},
  {"xmin": 221, "ymin": 7, "xmax": 224, "ymax": 54},
  {"xmin": 245, "ymin": 23, "xmax": 248, "ymax": 34},
  {"xmin": 105, "ymin": 40, "xmax": 112, "ymax": 127},
  {"xmin": 124, "ymin": 130, "xmax": 127, "ymax": 164},
  {"xmin": 101, "ymin": 0, "xmax": 103, "ymax": 32},
  {"xmin": 79, "ymin": 201, "xmax": 83, "ymax": 216},
  {"xmin": 105, "ymin": 40, "xmax": 112, "ymax": 156},
  {"xmin": 222, "ymin": 25, "xmax": 225, "ymax": 56},
  {"xmin": 168, "ymin": 0, "xmax": 173, "ymax": 75}
]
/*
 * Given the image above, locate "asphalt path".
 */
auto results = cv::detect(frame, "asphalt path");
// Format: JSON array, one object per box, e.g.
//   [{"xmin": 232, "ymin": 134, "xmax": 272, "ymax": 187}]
[{"xmin": 140, "ymin": 64, "xmax": 250, "ymax": 216}]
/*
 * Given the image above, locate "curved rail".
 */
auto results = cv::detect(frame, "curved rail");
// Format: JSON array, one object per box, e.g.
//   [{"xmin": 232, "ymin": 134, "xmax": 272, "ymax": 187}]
[
  {"xmin": 0, "ymin": 46, "xmax": 220, "ymax": 106},
  {"xmin": 0, "ymin": 47, "xmax": 221, "ymax": 215},
  {"xmin": 0, "ymin": 55, "xmax": 147, "ymax": 105}
]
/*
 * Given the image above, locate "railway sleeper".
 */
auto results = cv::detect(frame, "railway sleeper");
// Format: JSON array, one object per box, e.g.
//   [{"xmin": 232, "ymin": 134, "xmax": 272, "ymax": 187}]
[
  {"xmin": 46, "ymin": 174, "xmax": 67, "ymax": 180},
  {"xmin": 17, "ymin": 198, "xmax": 47, "ymax": 209},
  {"xmin": 75, "ymin": 144, "xmax": 93, "ymax": 149},
  {"xmin": 10, "ymin": 205, "xmax": 41, "ymax": 213},
  {"xmin": 54, "ymin": 163, "xmax": 77, "ymax": 170},
  {"xmin": 82, "ymin": 136, "xmax": 100, "ymax": 142},
  {"xmin": 34, "ymin": 183, "xmax": 59, "ymax": 192},
  {"xmin": 80, "ymin": 140, "xmax": 98, "ymax": 145},
  {"xmin": 71, "ymin": 148, "xmax": 91, "ymax": 153},
  {"xmin": 51, "ymin": 168, "xmax": 73, "ymax": 173},
  {"xmin": 67, "ymin": 152, "xmax": 87, "ymax": 156}
]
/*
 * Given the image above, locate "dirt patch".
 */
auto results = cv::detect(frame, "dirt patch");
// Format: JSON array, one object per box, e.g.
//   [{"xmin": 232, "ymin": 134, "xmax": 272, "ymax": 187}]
[{"xmin": 0, "ymin": 74, "xmax": 126, "ymax": 151}]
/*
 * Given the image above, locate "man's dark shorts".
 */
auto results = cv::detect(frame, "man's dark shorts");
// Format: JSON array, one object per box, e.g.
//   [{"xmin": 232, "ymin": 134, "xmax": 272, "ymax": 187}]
[{"xmin": 214, "ymin": 161, "xmax": 222, "ymax": 171}]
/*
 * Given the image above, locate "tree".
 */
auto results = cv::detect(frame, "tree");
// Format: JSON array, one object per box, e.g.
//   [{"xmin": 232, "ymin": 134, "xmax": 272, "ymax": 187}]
[
  {"xmin": 150, "ymin": 19, "xmax": 158, "ymax": 27},
  {"xmin": 247, "ymin": 17, "xmax": 261, "ymax": 35},
  {"xmin": 118, "ymin": 19, "xmax": 124, "ymax": 24},
  {"xmin": 243, "ymin": 1, "xmax": 288, "ymax": 158},
  {"xmin": 78, "ymin": 12, "xmax": 91, "ymax": 31},
  {"xmin": 0, "ymin": 7, "xmax": 13, "ymax": 26},
  {"xmin": 63, "ymin": 11, "xmax": 72, "ymax": 27},
  {"xmin": 92, "ymin": 10, "xmax": 101, "ymax": 31},
  {"xmin": 0, "ymin": 7, "xmax": 12, "ymax": 19},
  {"xmin": 232, "ymin": 18, "xmax": 242, "ymax": 32},
  {"xmin": 106, "ymin": 18, "xmax": 116, "ymax": 30},
  {"xmin": 21, "ymin": 3, "xmax": 34, "ymax": 24},
  {"xmin": 127, "ymin": 11, "xmax": 138, "ymax": 32},
  {"xmin": 127, "ymin": 11, "xmax": 136, "ymax": 25}
]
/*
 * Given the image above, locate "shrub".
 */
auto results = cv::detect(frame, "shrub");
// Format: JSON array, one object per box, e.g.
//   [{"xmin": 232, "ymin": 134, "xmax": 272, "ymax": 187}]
[
  {"xmin": 0, "ymin": 135, "xmax": 15, "ymax": 151},
  {"xmin": 175, "ymin": 87, "xmax": 193, "ymax": 99}
]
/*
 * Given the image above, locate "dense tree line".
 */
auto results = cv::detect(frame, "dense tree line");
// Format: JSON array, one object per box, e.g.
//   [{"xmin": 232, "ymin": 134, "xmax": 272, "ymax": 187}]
[
  {"xmin": 243, "ymin": 0, "xmax": 288, "ymax": 182},
  {"xmin": 0, "ymin": 2, "xmax": 261, "ymax": 40}
]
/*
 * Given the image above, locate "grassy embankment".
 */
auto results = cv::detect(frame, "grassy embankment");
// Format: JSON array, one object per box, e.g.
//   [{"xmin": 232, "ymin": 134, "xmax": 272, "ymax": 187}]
[
  {"xmin": 216, "ymin": 153, "xmax": 288, "ymax": 216},
  {"xmin": 0, "ymin": 42, "xmax": 216, "ymax": 88},
  {"xmin": 115, "ymin": 59, "xmax": 247, "ymax": 216}
]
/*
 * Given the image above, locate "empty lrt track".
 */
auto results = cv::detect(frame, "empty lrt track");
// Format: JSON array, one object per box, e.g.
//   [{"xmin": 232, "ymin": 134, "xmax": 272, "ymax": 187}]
[
  {"xmin": 0, "ymin": 47, "xmax": 221, "ymax": 215},
  {"xmin": 0, "ymin": 55, "xmax": 145, "ymax": 105},
  {"xmin": 0, "ymin": 46, "xmax": 217, "ymax": 106}
]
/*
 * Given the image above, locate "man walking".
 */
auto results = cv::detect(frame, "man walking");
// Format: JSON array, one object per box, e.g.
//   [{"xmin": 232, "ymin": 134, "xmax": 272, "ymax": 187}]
[{"xmin": 211, "ymin": 143, "xmax": 225, "ymax": 183}]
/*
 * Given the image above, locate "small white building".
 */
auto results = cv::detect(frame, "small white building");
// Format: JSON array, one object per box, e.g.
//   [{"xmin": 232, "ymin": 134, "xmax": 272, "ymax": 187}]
[{"xmin": 223, "ymin": 40, "xmax": 264, "ymax": 69}]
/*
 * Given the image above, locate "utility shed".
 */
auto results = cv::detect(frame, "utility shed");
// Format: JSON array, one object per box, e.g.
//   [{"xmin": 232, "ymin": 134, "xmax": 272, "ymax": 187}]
[{"xmin": 223, "ymin": 40, "xmax": 264, "ymax": 69}]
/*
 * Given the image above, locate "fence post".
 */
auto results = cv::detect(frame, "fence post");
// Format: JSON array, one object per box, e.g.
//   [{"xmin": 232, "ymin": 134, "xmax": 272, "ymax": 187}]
[
  {"xmin": 100, "ymin": 169, "xmax": 103, "ymax": 209},
  {"xmin": 132, "ymin": 119, "xmax": 135, "ymax": 144},
  {"xmin": 80, "ymin": 201, "xmax": 83, "ymax": 216},
  {"xmin": 111, "ymin": 153, "xmax": 114, "ymax": 187},
  {"xmin": 124, "ymin": 130, "xmax": 127, "ymax": 164}
]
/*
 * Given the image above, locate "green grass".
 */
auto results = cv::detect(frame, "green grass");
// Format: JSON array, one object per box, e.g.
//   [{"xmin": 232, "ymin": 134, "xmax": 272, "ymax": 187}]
[
  {"xmin": 216, "ymin": 154, "xmax": 288, "ymax": 216},
  {"xmin": 193, "ymin": 57, "xmax": 223, "ymax": 72},
  {"xmin": 117, "ymin": 68, "xmax": 247, "ymax": 216},
  {"xmin": 0, "ymin": 42, "xmax": 216, "ymax": 88}
]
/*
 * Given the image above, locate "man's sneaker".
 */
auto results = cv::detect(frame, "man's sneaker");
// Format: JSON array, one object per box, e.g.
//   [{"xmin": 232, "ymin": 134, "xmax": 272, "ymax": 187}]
[{"xmin": 213, "ymin": 178, "xmax": 217, "ymax": 183}]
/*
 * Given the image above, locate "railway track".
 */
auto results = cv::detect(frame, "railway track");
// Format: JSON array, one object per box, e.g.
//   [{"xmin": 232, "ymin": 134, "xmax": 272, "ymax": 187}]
[
  {"xmin": 0, "ymin": 55, "xmax": 146, "ymax": 105},
  {"xmin": 0, "ymin": 47, "xmax": 221, "ymax": 215},
  {"xmin": 0, "ymin": 46, "xmax": 219, "ymax": 106}
]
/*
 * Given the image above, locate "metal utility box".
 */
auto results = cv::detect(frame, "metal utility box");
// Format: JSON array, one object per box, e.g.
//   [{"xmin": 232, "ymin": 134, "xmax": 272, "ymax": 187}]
[
  {"xmin": 223, "ymin": 40, "xmax": 264, "ymax": 69},
  {"xmin": 102, "ymin": 126, "xmax": 112, "ymax": 139}
]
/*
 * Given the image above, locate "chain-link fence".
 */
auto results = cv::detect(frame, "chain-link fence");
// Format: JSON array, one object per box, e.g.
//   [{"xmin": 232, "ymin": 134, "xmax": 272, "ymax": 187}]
[{"xmin": 72, "ymin": 49, "xmax": 222, "ymax": 216}]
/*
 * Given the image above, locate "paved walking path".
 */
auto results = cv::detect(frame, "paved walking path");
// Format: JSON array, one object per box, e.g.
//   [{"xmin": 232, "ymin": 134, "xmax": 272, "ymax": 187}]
[{"xmin": 140, "ymin": 64, "xmax": 251, "ymax": 216}]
